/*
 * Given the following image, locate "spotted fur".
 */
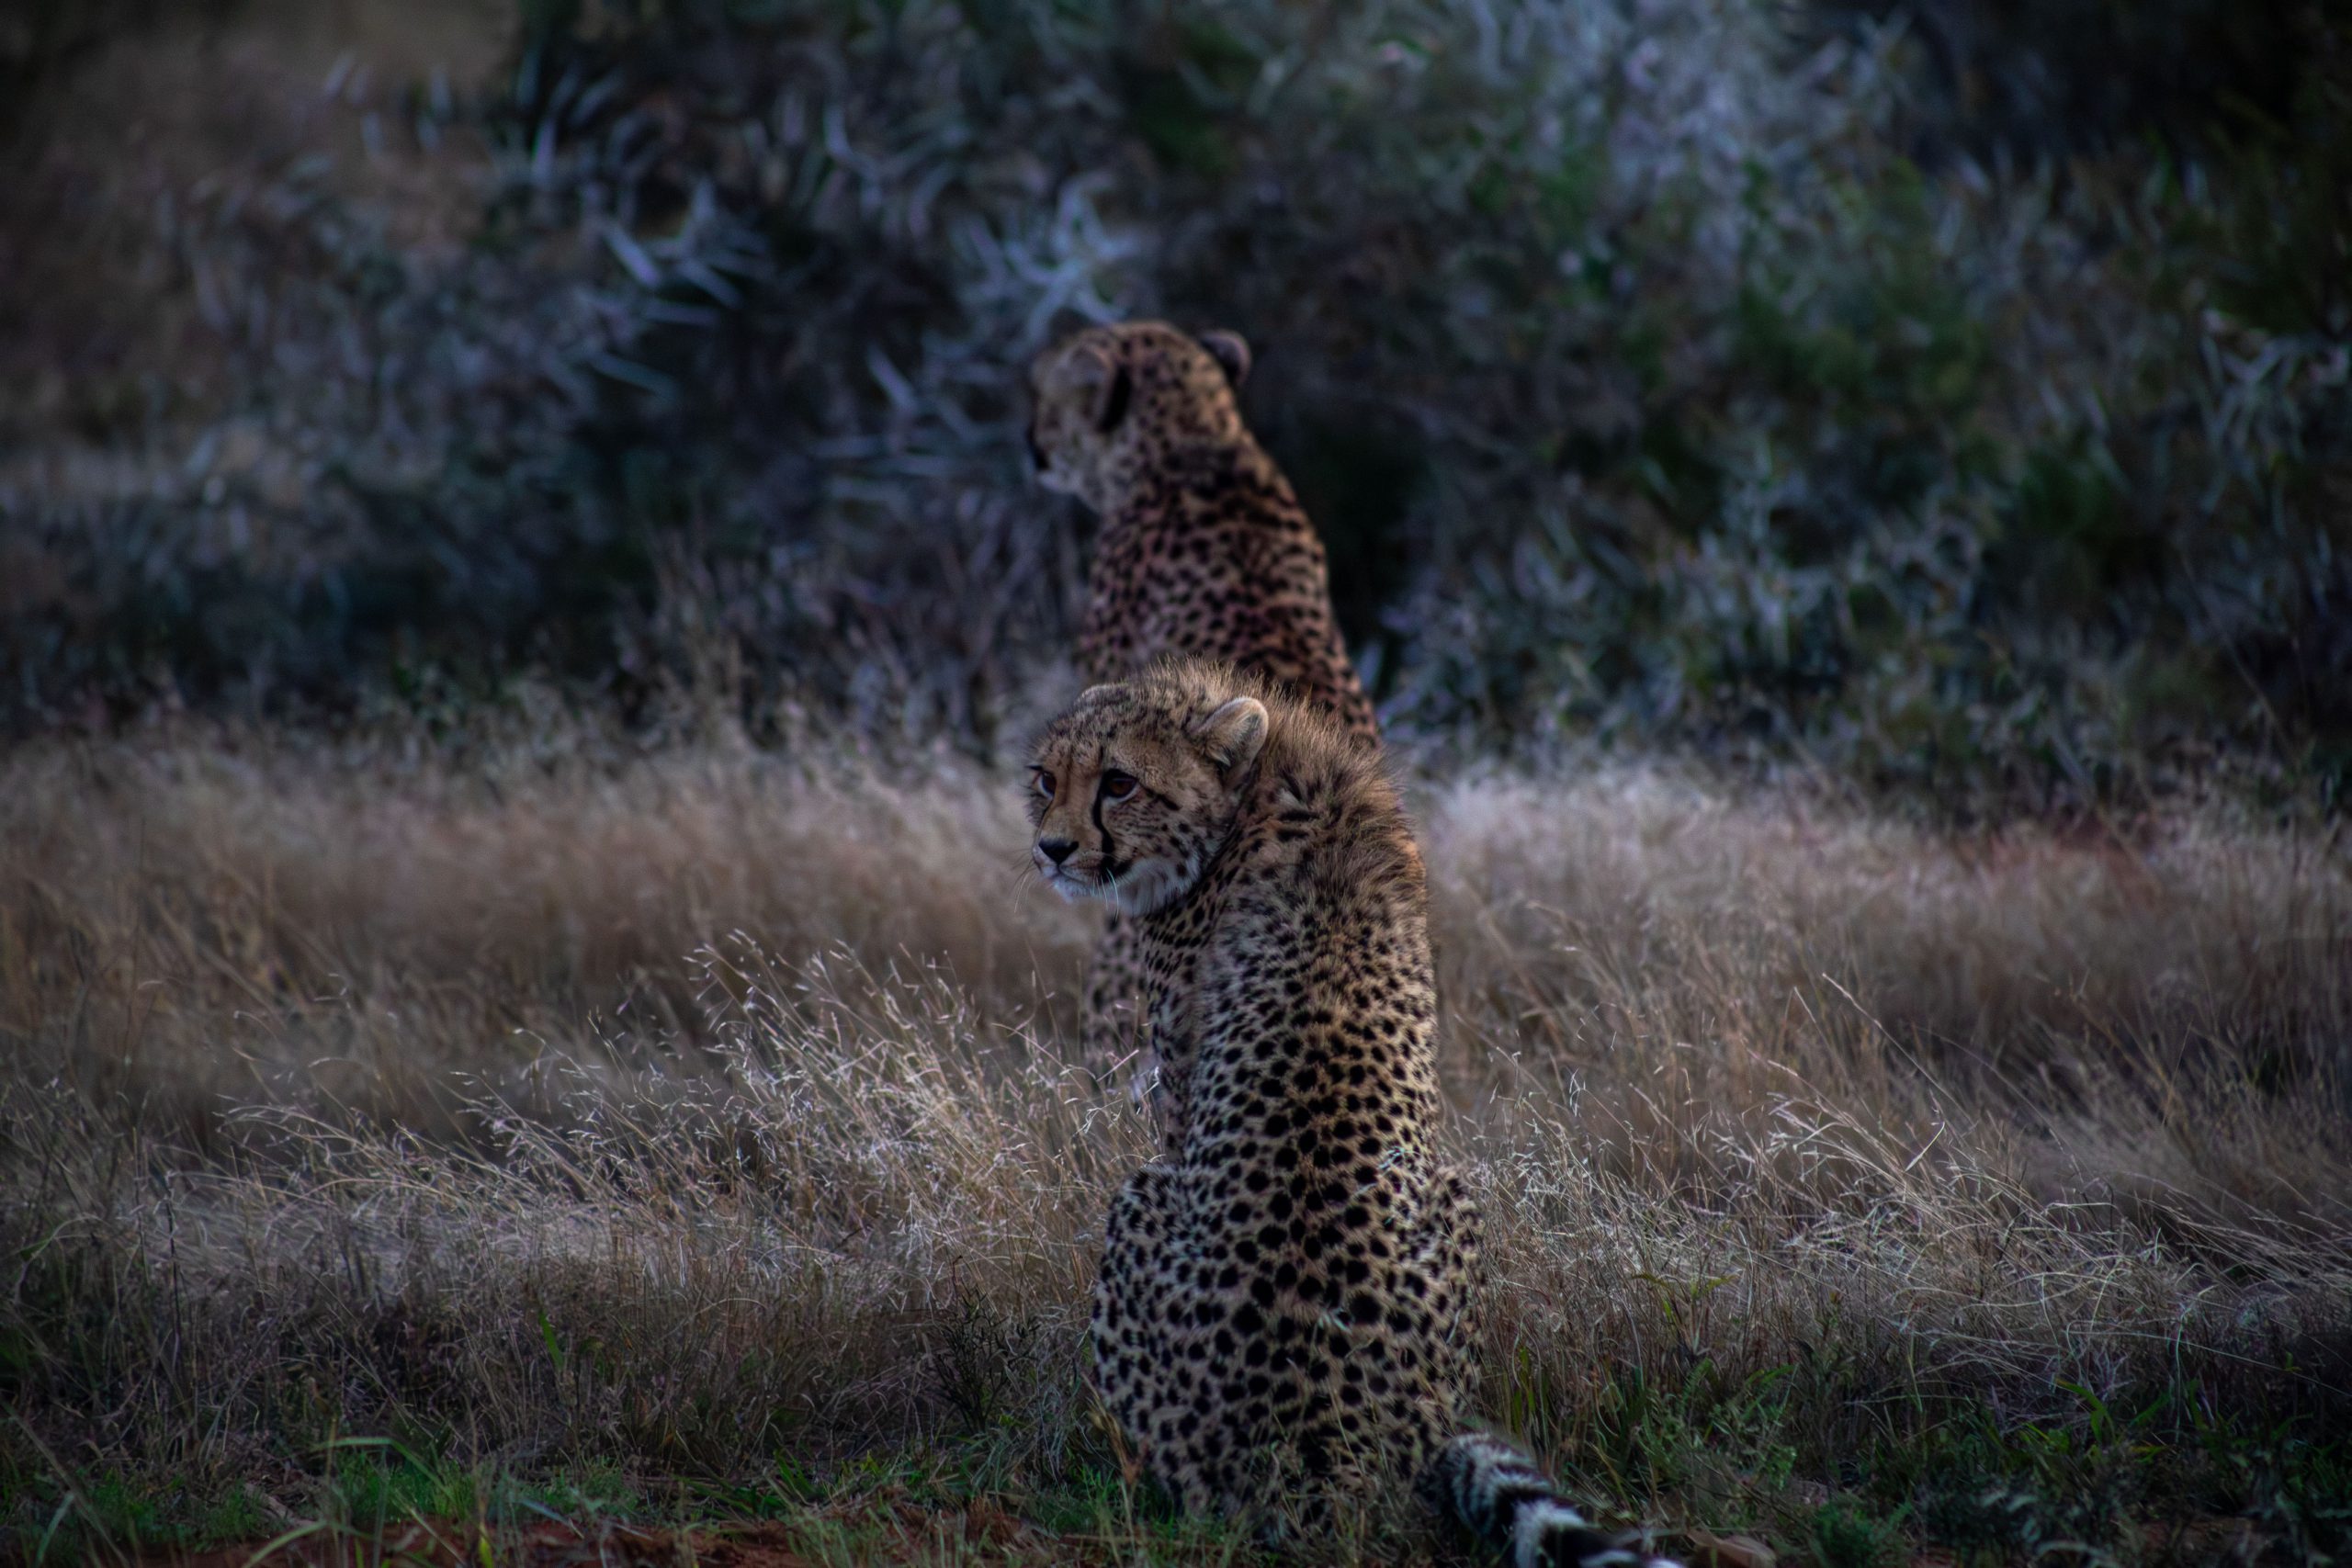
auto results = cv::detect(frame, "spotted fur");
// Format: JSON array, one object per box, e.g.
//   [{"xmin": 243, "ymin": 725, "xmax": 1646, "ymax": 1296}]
[
  {"xmin": 1431, "ymin": 1434, "xmax": 1663, "ymax": 1568},
  {"xmin": 1027, "ymin": 321, "xmax": 1378, "ymax": 1084},
  {"xmin": 1024, "ymin": 662, "xmax": 1677, "ymax": 1566}
]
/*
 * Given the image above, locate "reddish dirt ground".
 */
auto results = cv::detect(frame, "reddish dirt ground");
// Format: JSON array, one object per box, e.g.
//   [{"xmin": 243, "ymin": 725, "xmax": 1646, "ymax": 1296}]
[
  {"xmin": 135, "ymin": 1501, "xmax": 1075, "ymax": 1567},
  {"xmin": 126, "ymin": 1517, "xmax": 1810, "ymax": 1568},
  {"xmin": 143, "ymin": 1521, "xmax": 813, "ymax": 1567},
  {"xmin": 104, "ymin": 1512, "xmax": 2282, "ymax": 1568}
]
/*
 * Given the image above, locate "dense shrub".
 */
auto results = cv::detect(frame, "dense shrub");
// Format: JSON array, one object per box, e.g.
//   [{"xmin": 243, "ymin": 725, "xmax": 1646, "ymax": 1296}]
[{"xmin": 2, "ymin": 0, "xmax": 2346, "ymax": 807}]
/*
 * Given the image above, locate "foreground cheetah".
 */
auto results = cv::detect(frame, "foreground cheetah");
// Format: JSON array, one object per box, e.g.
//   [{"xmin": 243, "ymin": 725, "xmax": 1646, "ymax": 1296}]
[
  {"xmin": 1027, "ymin": 321, "xmax": 1378, "ymax": 1083},
  {"xmin": 1024, "ymin": 660, "xmax": 1676, "ymax": 1566}
]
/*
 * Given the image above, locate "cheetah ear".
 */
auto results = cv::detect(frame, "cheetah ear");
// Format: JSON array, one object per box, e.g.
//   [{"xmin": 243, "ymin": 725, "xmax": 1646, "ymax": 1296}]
[
  {"xmin": 1198, "ymin": 329, "xmax": 1250, "ymax": 389},
  {"xmin": 1053, "ymin": 342, "xmax": 1132, "ymax": 434},
  {"xmin": 1192, "ymin": 695, "xmax": 1268, "ymax": 778}
]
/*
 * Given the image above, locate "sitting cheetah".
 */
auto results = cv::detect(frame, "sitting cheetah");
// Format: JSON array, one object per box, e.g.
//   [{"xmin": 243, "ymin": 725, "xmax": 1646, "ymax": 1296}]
[
  {"xmin": 1027, "ymin": 321, "xmax": 1379, "ymax": 1086},
  {"xmin": 1024, "ymin": 660, "xmax": 1676, "ymax": 1566}
]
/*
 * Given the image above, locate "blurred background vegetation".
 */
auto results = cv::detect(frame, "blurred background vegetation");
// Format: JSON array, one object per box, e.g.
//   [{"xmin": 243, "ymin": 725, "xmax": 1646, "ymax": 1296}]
[{"xmin": 3, "ymin": 0, "xmax": 2346, "ymax": 810}]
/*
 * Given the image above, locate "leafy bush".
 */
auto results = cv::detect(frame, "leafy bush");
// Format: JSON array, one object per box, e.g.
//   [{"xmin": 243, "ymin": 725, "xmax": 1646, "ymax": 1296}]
[{"xmin": 3, "ymin": 0, "xmax": 2346, "ymax": 807}]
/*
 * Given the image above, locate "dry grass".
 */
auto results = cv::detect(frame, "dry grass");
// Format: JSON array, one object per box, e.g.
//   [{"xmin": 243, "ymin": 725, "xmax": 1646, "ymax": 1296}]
[{"xmin": 3, "ymin": 728, "xmax": 2348, "ymax": 1561}]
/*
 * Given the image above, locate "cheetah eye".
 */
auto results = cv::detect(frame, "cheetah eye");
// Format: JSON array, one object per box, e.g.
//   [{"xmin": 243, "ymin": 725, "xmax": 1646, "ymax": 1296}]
[
  {"xmin": 1102, "ymin": 771, "xmax": 1137, "ymax": 801},
  {"xmin": 1035, "ymin": 769, "xmax": 1056, "ymax": 799}
]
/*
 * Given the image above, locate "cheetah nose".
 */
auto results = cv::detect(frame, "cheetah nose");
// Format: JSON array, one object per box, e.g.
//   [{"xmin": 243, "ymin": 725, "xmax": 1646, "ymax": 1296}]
[{"xmin": 1039, "ymin": 837, "xmax": 1077, "ymax": 866}]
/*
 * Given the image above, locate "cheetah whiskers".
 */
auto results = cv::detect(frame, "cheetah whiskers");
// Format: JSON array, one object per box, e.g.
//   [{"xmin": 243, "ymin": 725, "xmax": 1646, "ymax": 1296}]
[{"xmin": 989, "ymin": 849, "xmax": 1050, "ymax": 912}]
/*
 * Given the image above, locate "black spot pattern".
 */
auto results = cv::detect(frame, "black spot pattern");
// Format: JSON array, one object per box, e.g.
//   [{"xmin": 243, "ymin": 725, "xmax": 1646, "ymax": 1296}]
[
  {"xmin": 1428, "ymin": 1433, "xmax": 1670, "ymax": 1567},
  {"xmin": 1027, "ymin": 666, "xmax": 1678, "ymax": 1566},
  {"xmin": 1025, "ymin": 322, "xmax": 1378, "ymax": 1085}
]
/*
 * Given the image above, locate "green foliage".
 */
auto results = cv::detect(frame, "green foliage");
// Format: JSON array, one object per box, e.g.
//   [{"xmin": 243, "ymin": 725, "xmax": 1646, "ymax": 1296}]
[
  {"xmin": 329, "ymin": 1438, "xmax": 481, "ymax": 1529},
  {"xmin": 1810, "ymin": 1497, "xmax": 1905, "ymax": 1568},
  {"xmin": 4, "ymin": 0, "xmax": 2347, "ymax": 808}
]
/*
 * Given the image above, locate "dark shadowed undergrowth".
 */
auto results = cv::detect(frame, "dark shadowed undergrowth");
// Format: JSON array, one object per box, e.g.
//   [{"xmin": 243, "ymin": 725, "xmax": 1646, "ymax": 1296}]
[{"xmin": 3, "ymin": 728, "xmax": 2346, "ymax": 1562}]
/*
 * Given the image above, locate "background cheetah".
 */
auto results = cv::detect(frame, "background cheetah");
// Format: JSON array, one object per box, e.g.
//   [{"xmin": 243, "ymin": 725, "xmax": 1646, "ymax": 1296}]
[
  {"xmin": 1025, "ymin": 660, "xmax": 1675, "ymax": 1566},
  {"xmin": 1027, "ymin": 321, "xmax": 1379, "ymax": 1088}
]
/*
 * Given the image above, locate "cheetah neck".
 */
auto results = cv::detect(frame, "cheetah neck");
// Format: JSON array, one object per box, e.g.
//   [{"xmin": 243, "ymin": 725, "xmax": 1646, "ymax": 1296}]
[{"xmin": 1097, "ymin": 437, "xmax": 1296, "ymax": 525}]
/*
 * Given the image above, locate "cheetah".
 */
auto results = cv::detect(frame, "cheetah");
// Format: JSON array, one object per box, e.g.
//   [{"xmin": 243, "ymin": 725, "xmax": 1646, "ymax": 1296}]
[
  {"xmin": 1024, "ymin": 660, "xmax": 1677, "ymax": 1566},
  {"xmin": 1027, "ymin": 321, "xmax": 1378, "ymax": 1088}
]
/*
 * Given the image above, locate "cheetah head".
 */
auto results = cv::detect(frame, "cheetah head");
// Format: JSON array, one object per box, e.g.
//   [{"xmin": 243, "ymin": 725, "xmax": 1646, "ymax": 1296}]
[
  {"xmin": 1025, "ymin": 321, "xmax": 1252, "ymax": 511},
  {"xmin": 1025, "ymin": 663, "xmax": 1270, "ymax": 916}
]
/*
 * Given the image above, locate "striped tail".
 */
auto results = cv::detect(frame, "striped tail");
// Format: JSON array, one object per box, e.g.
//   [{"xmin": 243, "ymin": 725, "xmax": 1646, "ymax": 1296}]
[{"xmin": 1425, "ymin": 1432, "xmax": 1679, "ymax": 1568}]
